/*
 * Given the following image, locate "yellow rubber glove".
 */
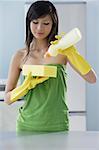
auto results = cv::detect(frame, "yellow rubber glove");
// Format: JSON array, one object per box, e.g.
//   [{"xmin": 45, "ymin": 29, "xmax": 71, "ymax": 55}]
[
  {"xmin": 58, "ymin": 45, "xmax": 91, "ymax": 75},
  {"xmin": 10, "ymin": 72, "xmax": 49, "ymax": 102},
  {"xmin": 28, "ymin": 76, "xmax": 49, "ymax": 89},
  {"xmin": 45, "ymin": 29, "xmax": 91, "ymax": 75}
]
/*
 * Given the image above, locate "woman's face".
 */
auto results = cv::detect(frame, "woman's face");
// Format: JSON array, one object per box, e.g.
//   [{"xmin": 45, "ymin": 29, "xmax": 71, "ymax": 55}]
[{"xmin": 30, "ymin": 15, "xmax": 53, "ymax": 40}]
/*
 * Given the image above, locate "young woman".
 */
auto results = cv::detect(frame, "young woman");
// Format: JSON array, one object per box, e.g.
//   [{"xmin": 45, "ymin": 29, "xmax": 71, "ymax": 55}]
[{"xmin": 4, "ymin": 1, "xmax": 96, "ymax": 133}]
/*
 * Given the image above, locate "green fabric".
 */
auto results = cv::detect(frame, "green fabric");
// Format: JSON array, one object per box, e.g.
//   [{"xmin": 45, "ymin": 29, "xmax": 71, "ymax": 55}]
[{"xmin": 16, "ymin": 64, "xmax": 69, "ymax": 133}]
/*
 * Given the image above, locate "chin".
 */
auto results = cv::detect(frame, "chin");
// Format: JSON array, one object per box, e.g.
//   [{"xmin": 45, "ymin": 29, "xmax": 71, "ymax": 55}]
[{"xmin": 35, "ymin": 35, "xmax": 47, "ymax": 40}]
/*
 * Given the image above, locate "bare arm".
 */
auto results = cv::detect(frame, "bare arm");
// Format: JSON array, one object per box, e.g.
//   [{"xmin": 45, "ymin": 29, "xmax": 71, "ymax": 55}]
[
  {"xmin": 67, "ymin": 58, "xmax": 97, "ymax": 83},
  {"xmin": 4, "ymin": 50, "xmax": 23, "ymax": 105}
]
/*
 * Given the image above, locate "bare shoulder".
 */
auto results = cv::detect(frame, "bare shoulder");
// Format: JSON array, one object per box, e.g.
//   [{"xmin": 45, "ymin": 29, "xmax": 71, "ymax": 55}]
[
  {"xmin": 14, "ymin": 48, "xmax": 27, "ymax": 59},
  {"xmin": 11, "ymin": 48, "xmax": 27, "ymax": 69}
]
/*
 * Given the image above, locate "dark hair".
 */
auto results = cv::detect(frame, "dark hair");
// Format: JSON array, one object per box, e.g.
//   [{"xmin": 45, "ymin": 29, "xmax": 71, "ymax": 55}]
[{"xmin": 25, "ymin": 0, "xmax": 58, "ymax": 54}]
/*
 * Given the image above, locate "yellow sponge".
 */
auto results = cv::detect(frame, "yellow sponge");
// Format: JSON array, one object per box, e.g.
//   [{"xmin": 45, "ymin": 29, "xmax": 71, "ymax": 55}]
[{"xmin": 22, "ymin": 65, "xmax": 57, "ymax": 77}]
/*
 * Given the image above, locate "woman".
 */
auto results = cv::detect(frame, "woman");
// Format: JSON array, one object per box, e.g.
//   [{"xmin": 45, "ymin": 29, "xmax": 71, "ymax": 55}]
[{"xmin": 4, "ymin": 1, "xmax": 96, "ymax": 133}]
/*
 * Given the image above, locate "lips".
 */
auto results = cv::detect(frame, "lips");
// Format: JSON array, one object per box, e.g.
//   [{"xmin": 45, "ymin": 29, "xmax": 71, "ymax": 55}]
[{"xmin": 37, "ymin": 32, "xmax": 44, "ymax": 35}]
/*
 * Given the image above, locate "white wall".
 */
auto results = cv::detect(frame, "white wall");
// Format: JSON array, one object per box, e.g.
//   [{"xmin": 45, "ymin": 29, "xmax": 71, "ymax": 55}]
[{"xmin": 0, "ymin": 1, "xmax": 24, "ymax": 79}]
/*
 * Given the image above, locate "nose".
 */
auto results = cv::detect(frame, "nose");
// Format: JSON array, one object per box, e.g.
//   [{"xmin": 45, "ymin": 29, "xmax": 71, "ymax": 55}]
[{"xmin": 37, "ymin": 23, "xmax": 43, "ymax": 31}]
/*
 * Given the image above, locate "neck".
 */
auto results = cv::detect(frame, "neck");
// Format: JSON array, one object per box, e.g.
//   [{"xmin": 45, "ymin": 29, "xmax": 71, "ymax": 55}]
[{"xmin": 31, "ymin": 38, "xmax": 48, "ymax": 51}]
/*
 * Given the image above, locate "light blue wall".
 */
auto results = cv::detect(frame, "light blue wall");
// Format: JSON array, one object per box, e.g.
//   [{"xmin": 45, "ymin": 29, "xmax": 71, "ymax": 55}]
[
  {"xmin": 0, "ymin": 1, "xmax": 24, "ymax": 79},
  {"xmin": 86, "ymin": 0, "xmax": 99, "ymax": 130}
]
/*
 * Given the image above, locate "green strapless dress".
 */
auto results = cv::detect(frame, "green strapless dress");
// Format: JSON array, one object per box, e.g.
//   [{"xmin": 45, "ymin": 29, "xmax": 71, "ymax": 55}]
[{"xmin": 16, "ymin": 64, "xmax": 69, "ymax": 133}]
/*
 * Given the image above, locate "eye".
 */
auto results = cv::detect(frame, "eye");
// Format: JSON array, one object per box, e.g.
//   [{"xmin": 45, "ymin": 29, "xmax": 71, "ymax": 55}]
[
  {"xmin": 32, "ymin": 21, "xmax": 38, "ymax": 24},
  {"xmin": 44, "ymin": 23, "xmax": 50, "ymax": 25}
]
